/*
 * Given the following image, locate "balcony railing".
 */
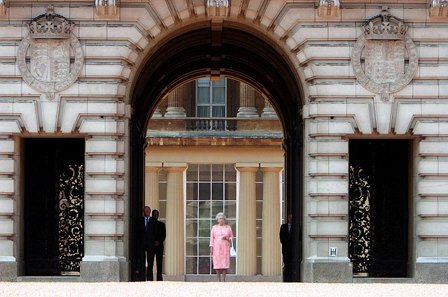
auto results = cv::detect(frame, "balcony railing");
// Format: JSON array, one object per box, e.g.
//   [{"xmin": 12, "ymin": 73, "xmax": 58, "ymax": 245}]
[{"xmin": 185, "ymin": 117, "xmax": 237, "ymax": 131}]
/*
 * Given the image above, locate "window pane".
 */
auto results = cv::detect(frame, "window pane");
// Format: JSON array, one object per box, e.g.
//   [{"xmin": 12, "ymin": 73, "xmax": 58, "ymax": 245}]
[
  {"xmin": 212, "ymin": 183, "xmax": 223, "ymax": 201},
  {"xmin": 198, "ymin": 257, "xmax": 211, "ymax": 274},
  {"xmin": 225, "ymin": 201, "xmax": 236, "ymax": 219},
  {"xmin": 198, "ymin": 201, "xmax": 211, "ymax": 218},
  {"xmin": 199, "ymin": 219, "xmax": 211, "ymax": 237},
  {"xmin": 199, "ymin": 164, "xmax": 210, "ymax": 181},
  {"xmin": 212, "ymin": 87, "xmax": 225, "ymax": 104},
  {"xmin": 212, "ymin": 78, "xmax": 225, "ymax": 87},
  {"xmin": 187, "ymin": 183, "xmax": 198, "ymax": 201},
  {"xmin": 225, "ymin": 183, "xmax": 236, "ymax": 201},
  {"xmin": 187, "ymin": 164, "xmax": 198, "ymax": 181},
  {"xmin": 186, "ymin": 219, "xmax": 198, "ymax": 238},
  {"xmin": 198, "ymin": 183, "xmax": 210, "ymax": 201},
  {"xmin": 186, "ymin": 238, "xmax": 197, "ymax": 256},
  {"xmin": 197, "ymin": 87, "xmax": 210, "ymax": 104},
  {"xmin": 211, "ymin": 164, "xmax": 223, "ymax": 180},
  {"xmin": 186, "ymin": 257, "xmax": 197, "ymax": 274},
  {"xmin": 197, "ymin": 106, "xmax": 210, "ymax": 117},
  {"xmin": 212, "ymin": 106, "xmax": 225, "ymax": 117},
  {"xmin": 186, "ymin": 201, "xmax": 198, "ymax": 219},
  {"xmin": 211, "ymin": 201, "xmax": 223, "ymax": 218},
  {"xmin": 225, "ymin": 164, "xmax": 236, "ymax": 181},
  {"xmin": 199, "ymin": 238, "xmax": 211, "ymax": 256}
]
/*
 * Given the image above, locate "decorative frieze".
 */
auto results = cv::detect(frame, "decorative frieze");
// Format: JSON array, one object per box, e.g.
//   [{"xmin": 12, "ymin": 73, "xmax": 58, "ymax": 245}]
[
  {"xmin": 430, "ymin": 0, "xmax": 448, "ymax": 18},
  {"xmin": 17, "ymin": 5, "xmax": 84, "ymax": 99},
  {"xmin": 206, "ymin": 0, "xmax": 229, "ymax": 18},
  {"xmin": 351, "ymin": 7, "xmax": 418, "ymax": 102},
  {"xmin": 317, "ymin": 0, "xmax": 340, "ymax": 18},
  {"xmin": 95, "ymin": 0, "xmax": 119, "ymax": 17}
]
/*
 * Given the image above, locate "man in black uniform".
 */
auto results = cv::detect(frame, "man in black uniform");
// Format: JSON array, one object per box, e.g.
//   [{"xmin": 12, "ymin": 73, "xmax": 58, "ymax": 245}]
[
  {"xmin": 148, "ymin": 209, "xmax": 166, "ymax": 281},
  {"xmin": 140, "ymin": 206, "xmax": 157, "ymax": 281},
  {"xmin": 280, "ymin": 213, "xmax": 293, "ymax": 282}
]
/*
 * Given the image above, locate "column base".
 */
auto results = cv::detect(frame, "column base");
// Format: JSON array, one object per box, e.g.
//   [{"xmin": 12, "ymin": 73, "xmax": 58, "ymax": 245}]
[
  {"xmin": 302, "ymin": 260, "xmax": 353, "ymax": 283},
  {"xmin": 80, "ymin": 258, "xmax": 129, "ymax": 282},
  {"xmin": 164, "ymin": 107, "xmax": 186, "ymax": 118},
  {"xmin": 261, "ymin": 108, "xmax": 278, "ymax": 118},
  {"xmin": 0, "ymin": 261, "xmax": 18, "ymax": 281},
  {"xmin": 163, "ymin": 275, "xmax": 186, "ymax": 281},
  {"xmin": 415, "ymin": 263, "xmax": 448, "ymax": 283},
  {"xmin": 237, "ymin": 107, "xmax": 258, "ymax": 118}
]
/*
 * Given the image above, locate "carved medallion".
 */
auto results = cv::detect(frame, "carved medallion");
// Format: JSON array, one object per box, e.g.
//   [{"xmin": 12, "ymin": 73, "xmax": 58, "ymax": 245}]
[
  {"xmin": 17, "ymin": 5, "xmax": 83, "ymax": 99},
  {"xmin": 351, "ymin": 8, "xmax": 418, "ymax": 102}
]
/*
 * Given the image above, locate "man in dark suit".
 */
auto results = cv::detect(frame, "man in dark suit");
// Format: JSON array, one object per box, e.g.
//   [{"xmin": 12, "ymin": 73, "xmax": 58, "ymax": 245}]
[
  {"xmin": 280, "ymin": 213, "xmax": 293, "ymax": 282},
  {"xmin": 140, "ymin": 206, "xmax": 157, "ymax": 281},
  {"xmin": 148, "ymin": 209, "xmax": 166, "ymax": 281}
]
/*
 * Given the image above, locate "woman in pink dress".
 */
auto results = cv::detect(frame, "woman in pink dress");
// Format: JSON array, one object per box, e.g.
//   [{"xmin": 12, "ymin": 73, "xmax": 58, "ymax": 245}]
[{"xmin": 210, "ymin": 212, "xmax": 234, "ymax": 282}]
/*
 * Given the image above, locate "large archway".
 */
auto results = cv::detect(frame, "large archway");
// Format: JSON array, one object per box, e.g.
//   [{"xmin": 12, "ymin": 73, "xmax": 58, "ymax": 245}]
[{"xmin": 130, "ymin": 21, "xmax": 304, "ymax": 281}]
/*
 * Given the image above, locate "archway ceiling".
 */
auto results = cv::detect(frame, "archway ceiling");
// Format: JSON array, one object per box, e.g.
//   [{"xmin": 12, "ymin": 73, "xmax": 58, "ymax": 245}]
[{"xmin": 132, "ymin": 25, "xmax": 303, "ymax": 138}]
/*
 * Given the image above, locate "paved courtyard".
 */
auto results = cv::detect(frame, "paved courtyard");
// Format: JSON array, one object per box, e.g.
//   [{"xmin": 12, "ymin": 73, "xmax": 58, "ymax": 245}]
[{"xmin": 1, "ymin": 282, "xmax": 448, "ymax": 297}]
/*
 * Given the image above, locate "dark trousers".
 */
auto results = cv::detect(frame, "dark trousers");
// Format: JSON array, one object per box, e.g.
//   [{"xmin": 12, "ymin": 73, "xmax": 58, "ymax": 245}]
[
  {"xmin": 143, "ymin": 246, "xmax": 153, "ymax": 281},
  {"xmin": 148, "ymin": 246, "xmax": 164, "ymax": 281},
  {"xmin": 282, "ymin": 254, "xmax": 292, "ymax": 282}
]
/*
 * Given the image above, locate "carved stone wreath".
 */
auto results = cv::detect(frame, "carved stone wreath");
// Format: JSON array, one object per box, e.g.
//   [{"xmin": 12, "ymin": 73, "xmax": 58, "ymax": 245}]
[
  {"xmin": 17, "ymin": 6, "xmax": 83, "ymax": 99},
  {"xmin": 351, "ymin": 9, "xmax": 418, "ymax": 102}
]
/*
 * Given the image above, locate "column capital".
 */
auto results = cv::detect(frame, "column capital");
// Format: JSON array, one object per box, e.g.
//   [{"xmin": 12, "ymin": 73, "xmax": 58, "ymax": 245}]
[
  {"xmin": 164, "ymin": 163, "xmax": 188, "ymax": 172},
  {"xmin": 235, "ymin": 163, "xmax": 259, "ymax": 172},
  {"xmin": 260, "ymin": 164, "xmax": 283, "ymax": 173},
  {"xmin": 145, "ymin": 163, "xmax": 162, "ymax": 173}
]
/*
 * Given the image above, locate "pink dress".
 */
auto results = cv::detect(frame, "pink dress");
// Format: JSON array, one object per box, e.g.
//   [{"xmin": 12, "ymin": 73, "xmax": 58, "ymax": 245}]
[{"xmin": 210, "ymin": 224, "xmax": 234, "ymax": 269}]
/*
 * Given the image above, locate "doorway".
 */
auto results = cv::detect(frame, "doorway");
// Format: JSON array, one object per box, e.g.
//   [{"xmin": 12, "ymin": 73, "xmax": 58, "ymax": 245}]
[
  {"xmin": 24, "ymin": 138, "xmax": 85, "ymax": 276},
  {"xmin": 349, "ymin": 139, "xmax": 409, "ymax": 278}
]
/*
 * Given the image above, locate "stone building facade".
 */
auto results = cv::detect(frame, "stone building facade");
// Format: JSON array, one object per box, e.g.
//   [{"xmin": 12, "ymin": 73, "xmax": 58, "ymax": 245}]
[{"xmin": 0, "ymin": 0, "xmax": 447, "ymax": 283}]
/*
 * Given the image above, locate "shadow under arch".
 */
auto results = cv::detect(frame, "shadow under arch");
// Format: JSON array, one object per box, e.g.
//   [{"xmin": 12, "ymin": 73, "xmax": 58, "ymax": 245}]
[{"xmin": 130, "ymin": 21, "xmax": 304, "ymax": 281}]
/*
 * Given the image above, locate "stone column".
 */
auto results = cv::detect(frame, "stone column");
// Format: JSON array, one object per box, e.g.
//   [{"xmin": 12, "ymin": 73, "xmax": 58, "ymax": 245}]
[
  {"xmin": 236, "ymin": 164, "xmax": 258, "ymax": 275},
  {"xmin": 261, "ymin": 166, "xmax": 282, "ymax": 276},
  {"xmin": 165, "ymin": 84, "xmax": 187, "ymax": 117},
  {"xmin": 261, "ymin": 98, "xmax": 278, "ymax": 118},
  {"xmin": 164, "ymin": 164, "xmax": 187, "ymax": 277},
  {"xmin": 145, "ymin": 165, "xmax": 160, "ymax": 211},
  {"xmin": 237, "ymin": 83, "xmax": 258, "ymax": 118}
]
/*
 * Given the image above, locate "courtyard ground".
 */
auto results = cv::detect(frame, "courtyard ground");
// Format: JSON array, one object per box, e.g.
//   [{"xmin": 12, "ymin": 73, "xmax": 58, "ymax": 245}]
[{"xmin": 1, "ymin": 282, "xmax": 448, "ymax": 297}]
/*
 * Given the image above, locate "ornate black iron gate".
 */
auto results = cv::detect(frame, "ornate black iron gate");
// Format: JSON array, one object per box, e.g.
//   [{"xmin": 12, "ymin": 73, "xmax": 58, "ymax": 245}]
[
  {"xmin": 349, "ymin": 140, "xmax": 409, "ymax": 278},
  {"xmin": 25, "ymin": 139, "xmax": 84, "ymax": 276}
]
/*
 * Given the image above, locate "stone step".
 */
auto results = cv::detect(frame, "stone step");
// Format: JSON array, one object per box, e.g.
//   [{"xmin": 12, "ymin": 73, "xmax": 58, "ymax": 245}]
[
  {"xmin": 352, "ymin": 277, "xmax": 413, "ymax": 283},
  {"xmin": 16, "ymin": 276, "xmax": 81, "ymax": 282}
]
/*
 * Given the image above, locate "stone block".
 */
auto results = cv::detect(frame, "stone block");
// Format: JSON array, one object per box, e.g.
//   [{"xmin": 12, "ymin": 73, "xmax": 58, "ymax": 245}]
[
  {"xmin": 0, "ymin": 261, "xmax": 17, "ymax": 281},
  {"xmin": 302, "ymin": 261, "xmax": 352, "ymax": 283},
  {"xmin": 81, "ymin": 260, "xmax": 128, "ymax": 282},
  {"xmin": 415, "ymin": 263, "xmax": 448, "ymax": 283}
]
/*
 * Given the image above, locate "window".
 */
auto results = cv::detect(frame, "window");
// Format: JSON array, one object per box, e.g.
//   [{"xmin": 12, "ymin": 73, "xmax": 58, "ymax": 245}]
[
  {"xmin": 185, "ymin": 164, "xmax": 236, "ymax": 275},
  {"xmin": 196, "ymin": 78, "xmax": 227, "ymax": 118}
]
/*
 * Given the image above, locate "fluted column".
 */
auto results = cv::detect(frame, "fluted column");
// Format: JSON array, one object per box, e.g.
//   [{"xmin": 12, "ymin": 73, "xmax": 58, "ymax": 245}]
[
  {"xmin": 145, "ymin": 166, "xmax": 160, "ymax": 211},
  {"xmin": 261, "ymin": 166, "xmax": 282, "ymax": 276},
  {"xmin": 236, "ymin": 164, "xmax": 258, "ymax": 275},
  {"xmin": 165, "ymin": 84, "xmax": 187, "ymax": 117},
  {"xmin": 261, "ymin": 98, "xmax": 278, "ymax": 118},
  {"xmin": 237, "ymin": 83, "xmax": 258, "ymax": 118},
  {"xmin": 165, "ymin": 164, "xmax": 187, "ymax": 276}
]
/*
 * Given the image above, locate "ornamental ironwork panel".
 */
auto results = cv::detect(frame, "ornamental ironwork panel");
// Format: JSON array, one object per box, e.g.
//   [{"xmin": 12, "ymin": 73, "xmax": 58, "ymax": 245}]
[
  {"xmin": 349, "ymin": 165, "xmax": 372, "ymax": 274},
  {"xmin": 58, "ymin": 164, "xmax": 84, "ymax": 274}
]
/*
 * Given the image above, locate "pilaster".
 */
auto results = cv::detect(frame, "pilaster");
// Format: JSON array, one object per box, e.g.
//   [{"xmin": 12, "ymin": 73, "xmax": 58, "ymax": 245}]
[
  {"xmin": 235, "ymin": 164, "xmax": 258, "ymax": 275},
  {"xmin": 261, "ymin": 165, "xmax": 282, "ymax": 276},
  {"xmin": 164, "ymin": 164, "xmax": 187, "ymax": 277}
]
